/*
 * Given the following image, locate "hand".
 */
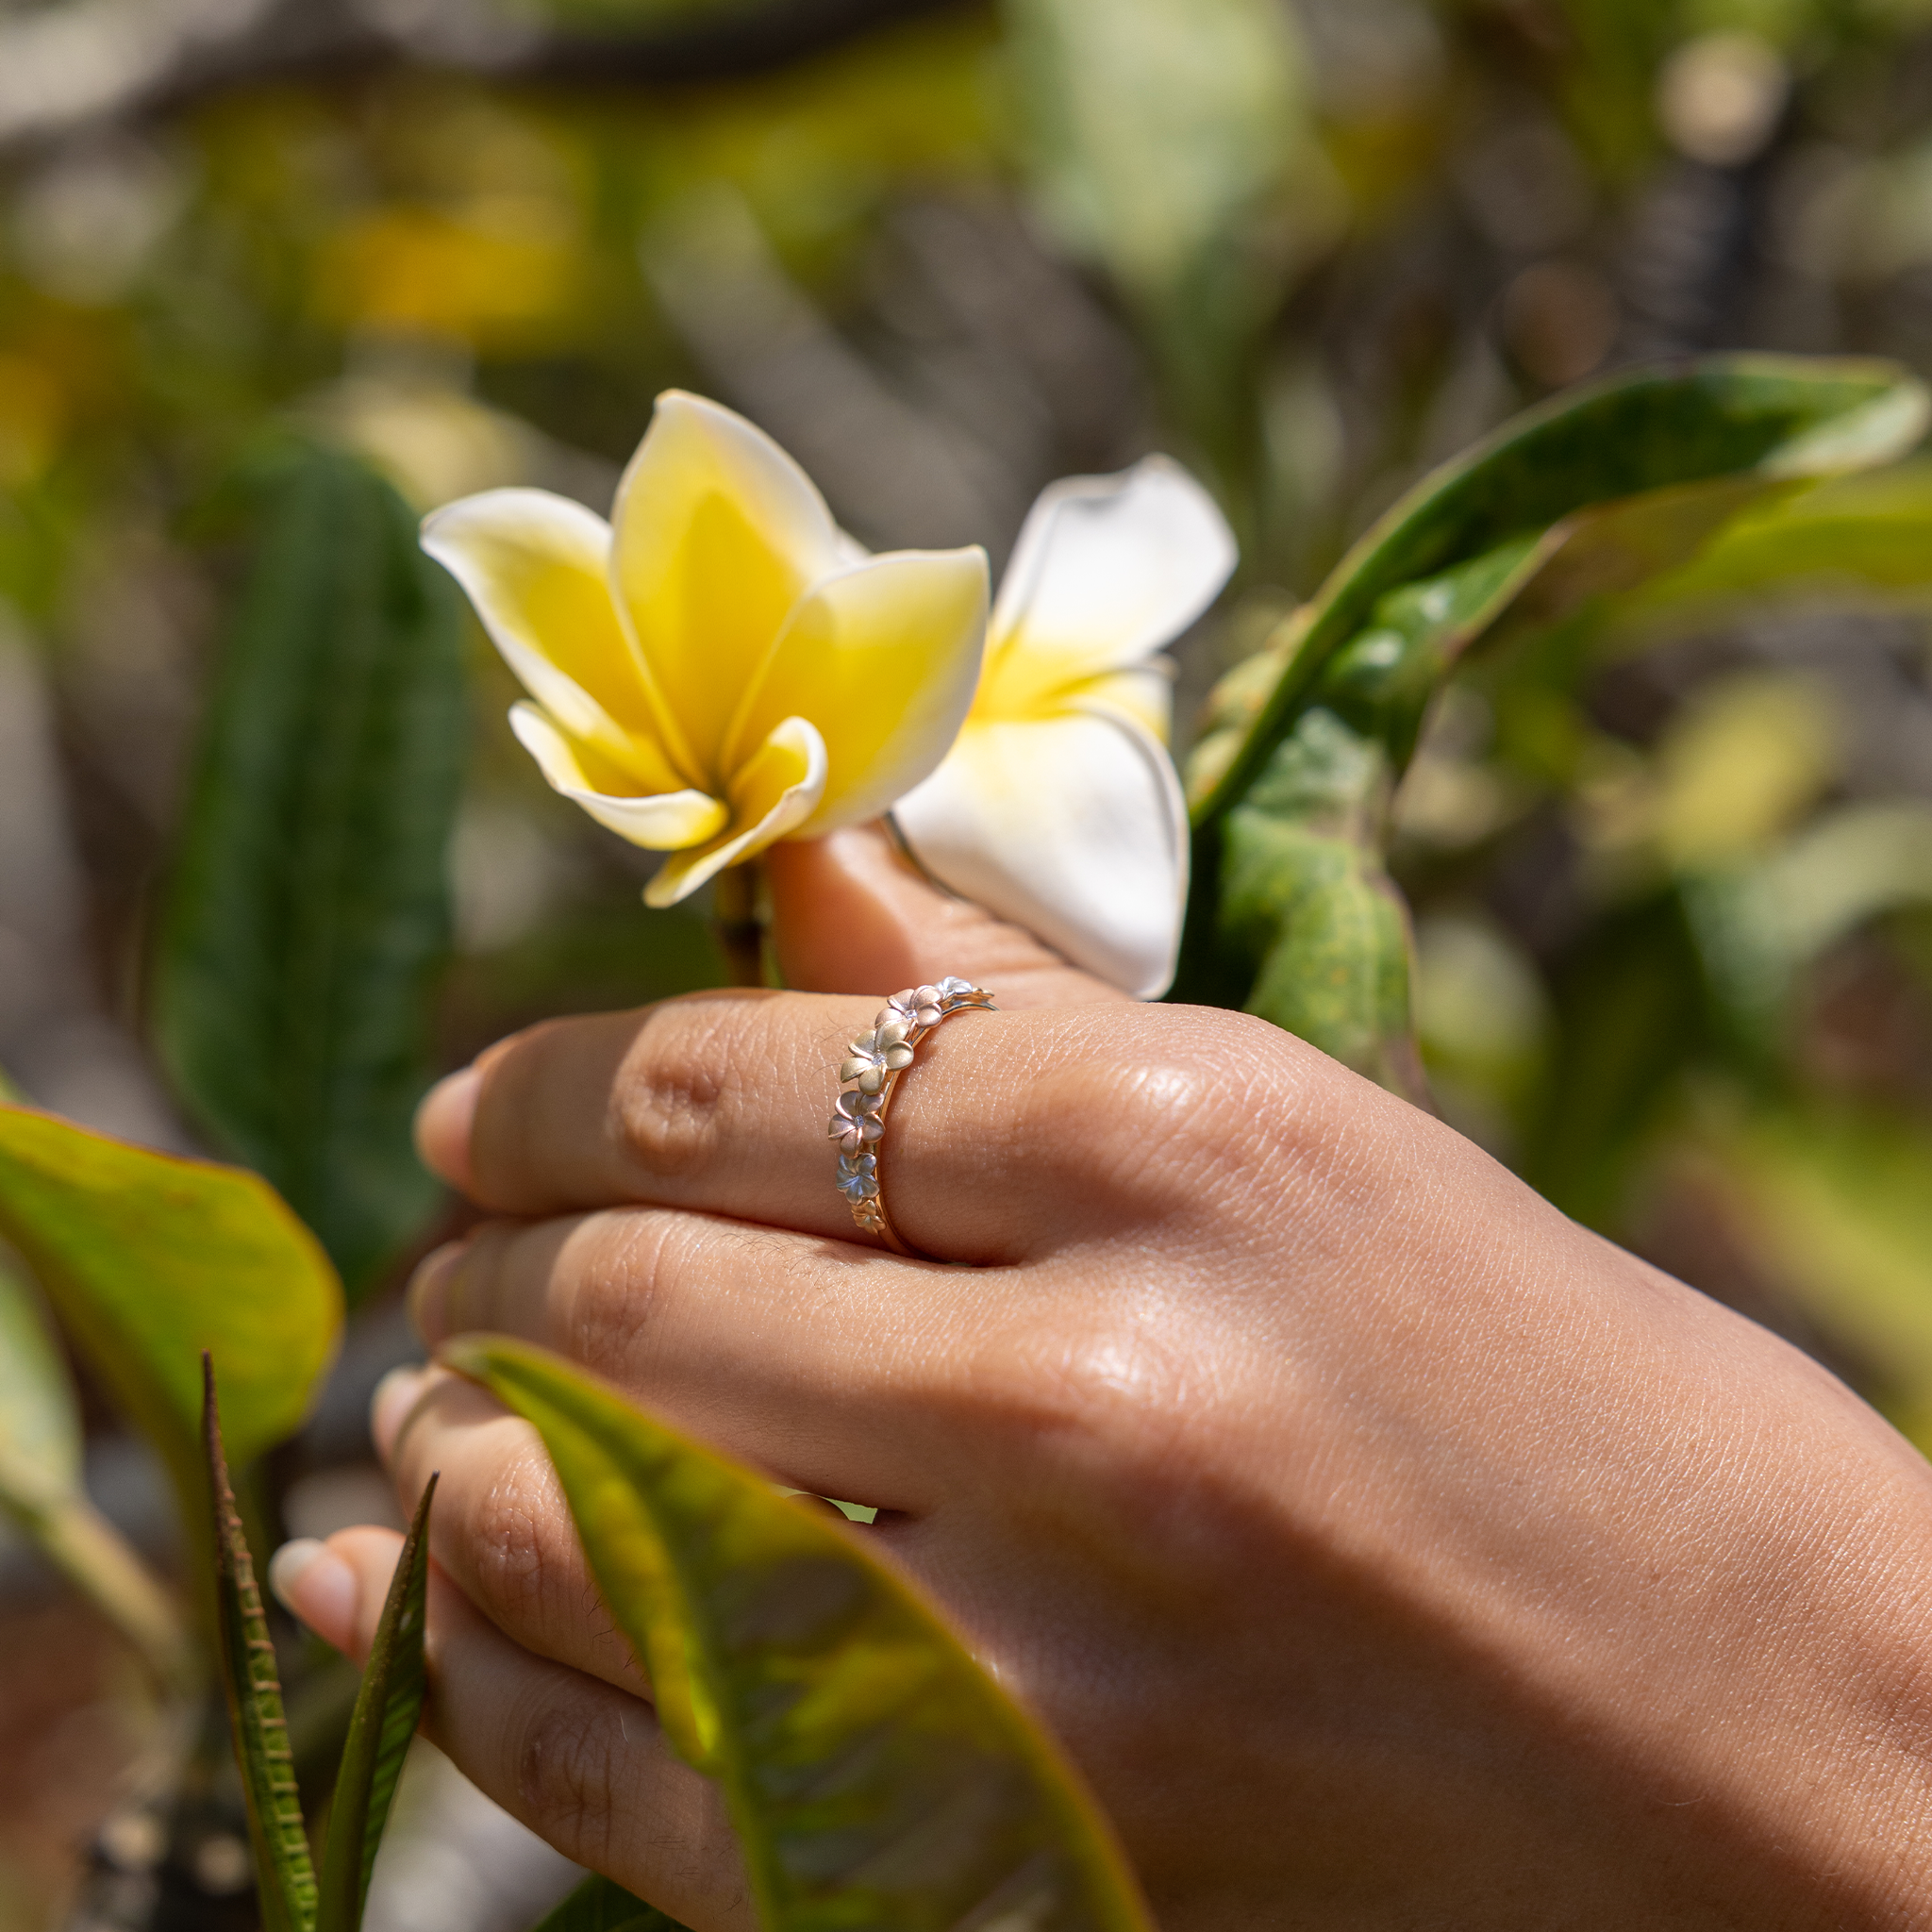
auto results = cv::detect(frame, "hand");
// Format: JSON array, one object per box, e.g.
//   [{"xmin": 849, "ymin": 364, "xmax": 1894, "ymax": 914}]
[{"xmin": 274, "ymin": 825, "xmax": 1932, "ymax": 1931}]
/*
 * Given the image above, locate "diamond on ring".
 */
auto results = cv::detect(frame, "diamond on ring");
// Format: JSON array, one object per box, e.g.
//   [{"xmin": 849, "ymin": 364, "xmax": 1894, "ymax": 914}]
[{"xmin": 830, "ymin": 977, "xmax": 996, "ymax": 1255}]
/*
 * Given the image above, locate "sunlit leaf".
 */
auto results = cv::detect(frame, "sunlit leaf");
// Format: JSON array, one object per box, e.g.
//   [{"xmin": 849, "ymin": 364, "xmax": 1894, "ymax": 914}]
[
  {"xmin": 1180, "ymin": 355, "xmax": 1930, "ymax": 1083},
  {"xmin": 315, "ymin": 1476, "xmax": 438, "ymax": 1932},
  {"xmin": 205, "ymin": 1357, "xmax": 317, "ymax": 1932},
  {"xmin": 0, "ymin": 1106, "xmax": 341, "ymax": 1533},
  {"xmin": 444, "ymin": 1336, "xmax": 1153, "ymax": 1932},
  {"xmin": 529, "ymin": 1874, "xmax": 688, "ymax": 1932},
  {"xmin": 1606, "ymin": 458, "xmax": 1932, "ymax": 641},
  {"xmin": 155, "ymin": 440, "xmax": 467, "ymax": 1301}
]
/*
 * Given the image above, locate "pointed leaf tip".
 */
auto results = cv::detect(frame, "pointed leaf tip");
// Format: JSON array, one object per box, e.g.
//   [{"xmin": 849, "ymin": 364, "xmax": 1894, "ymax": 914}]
[{"xmin": 315, "ymin": 1472, "xmax": 439, "ymax": 1932}]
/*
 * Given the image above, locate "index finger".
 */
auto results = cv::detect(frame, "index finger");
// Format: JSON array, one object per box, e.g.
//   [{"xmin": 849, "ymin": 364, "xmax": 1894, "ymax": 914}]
[{"xmin": 415, "ymin": 991, "xmax": 1238, "ymax": 1261}]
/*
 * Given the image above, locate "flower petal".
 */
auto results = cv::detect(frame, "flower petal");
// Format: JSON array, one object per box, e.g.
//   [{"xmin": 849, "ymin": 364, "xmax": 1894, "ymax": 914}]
[
  {"xmin": 985, "ymin": 456, "xmax": 1237, "ymax": 696},
  {"xmin": 610, "ymin": 391, "xmax": 842, "ymax": 780},
  {"xmin": 725, "ymin": 548, "xmax": 989, "ymax": 835},
  {"xmin": 508, "ymin": 702, "xmax": 728, "ymax": 852},
  {"xmin": 644, "ymin": 714, "xmax": 828, "ymax": 908},
  {"xmin": 893, "ymin": 708, "xmax": 1189, "ymax": 1000},
  {"xmin": 423, "ymin": 490, "xmax": 688, "ymax": 792}
]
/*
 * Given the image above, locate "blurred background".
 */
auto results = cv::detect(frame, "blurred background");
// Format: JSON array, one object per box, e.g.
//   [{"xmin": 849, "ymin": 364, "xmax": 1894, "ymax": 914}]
[{"xmin": 4, "ymin": 0, "xmax": 1932, "ymax": 1924}]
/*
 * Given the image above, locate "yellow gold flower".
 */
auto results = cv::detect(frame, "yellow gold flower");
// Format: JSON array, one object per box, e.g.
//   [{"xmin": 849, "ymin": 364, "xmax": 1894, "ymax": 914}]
[{"xmin": 423, "ymin": 391, "xmax": 989, "ymax": 906}]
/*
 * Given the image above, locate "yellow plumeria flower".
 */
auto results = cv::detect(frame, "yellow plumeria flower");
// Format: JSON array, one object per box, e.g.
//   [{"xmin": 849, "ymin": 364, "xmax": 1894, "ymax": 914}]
[
  {"xmin": 894, "ymin": 458, "xmax": 1236, "ymax": 998},
  {"xmin": 422, "ymin": 391, "xmax": 989, "ymax": 907}
]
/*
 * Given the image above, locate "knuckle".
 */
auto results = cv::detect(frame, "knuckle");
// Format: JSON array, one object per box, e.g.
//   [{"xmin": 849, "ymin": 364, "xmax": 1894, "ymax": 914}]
[
  {"xmin": 972, "ymin": 1312, "xmax": 1197, "ymax": 1483},
  {"xmin": 458, "ymin": 1441, "xmax": 596, "ymax": 1651},
  {"xmin": 553, "ymin": 1209, "xmax": 691, "ymax": 1376},
  {"xmin": 611, "ymin": 995, "xmax": 760, "ymax": 1183},
  {"xmin": 509, "ymin": 1686, "xmax": 623, "ymax": 1865},
  {"xmin": 1024, "ymin": 1052, "xmax": 1224, "ymax": 1221}
]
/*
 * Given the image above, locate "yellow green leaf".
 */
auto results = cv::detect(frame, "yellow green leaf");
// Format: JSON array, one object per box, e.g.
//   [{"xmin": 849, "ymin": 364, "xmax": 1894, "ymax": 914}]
[
  {"xmin": 0, "ymin": 1107, "xmax": 341, "ymax": 1530},
  {"xmin": 443, "ymin": 1336, "xmax": 1153, "ymax": 1932}
]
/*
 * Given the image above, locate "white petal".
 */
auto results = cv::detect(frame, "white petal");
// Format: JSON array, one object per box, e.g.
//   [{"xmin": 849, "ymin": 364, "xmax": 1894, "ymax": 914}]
[
  {"xmin": 989, "ymin": 456, "xmax": 1237, "ymax": 686},
  {"xmin": 893, "ymin": 709, "xmax": 1189, "ymax": 999},
  {"xmin": 508, "ymin": 703, "xmax": 727, "ymax": 852}
]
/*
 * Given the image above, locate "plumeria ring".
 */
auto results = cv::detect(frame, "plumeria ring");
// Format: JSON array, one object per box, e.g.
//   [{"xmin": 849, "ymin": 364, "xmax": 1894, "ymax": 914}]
[{"xmin": 829, "ymin": 977, "xmax": 997, "ymax": 1255}]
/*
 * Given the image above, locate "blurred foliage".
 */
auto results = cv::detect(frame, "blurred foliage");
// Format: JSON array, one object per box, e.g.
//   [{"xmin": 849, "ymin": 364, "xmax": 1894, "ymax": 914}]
[
  {"xmin": 153, "ymin": 441, "xmax": 466, "ymax": 1302},
  {"xmin": 6, "ymin": 0, "xmax": 1932, "ymax": 1919}
]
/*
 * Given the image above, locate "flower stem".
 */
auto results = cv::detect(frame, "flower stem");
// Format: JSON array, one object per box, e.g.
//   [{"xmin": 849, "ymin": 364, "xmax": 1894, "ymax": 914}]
[{"xmin": 713, "ymin": 860, "xmax": 768, "ymax": 988}]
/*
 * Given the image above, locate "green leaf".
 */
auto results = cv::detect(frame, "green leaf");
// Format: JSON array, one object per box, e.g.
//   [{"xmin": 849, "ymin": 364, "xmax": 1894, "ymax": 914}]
[
  {"xmin": 0, "ymin": 1261, "xmax": 189, "ymax": 1685},
  {"xmin": 205, "ymin": 1356, "xmax": 317, "ymax": 1932},
  {"xmin": 0, "ymin": 1105, "xmax": 341, "ymax": 1540},
  {"xmin": 444, "ymin": 1336, "xmax": 1153, "ymax": 1932},
  {"xmin": 529, "ymin": 1875, "xmax": 689, "ymax": 1932},
  {"xmin": 155, "ymin": 440, "xmax": 468, "ymax": 1300},
  {"xmin": 315, "ymin": 1474, "xmax": 438, "ymax": 1932},
  {"xmin": 1179, "ymin": 355, "xmax": 1931, "ymax": 1077},
  {"xmin": 1203, "ymin": 536, "xmax": 1551, "ymax": 1086},
  {"xmin": 1604, "ymin": 459, "xmax": 1932, "ymax": 641}
]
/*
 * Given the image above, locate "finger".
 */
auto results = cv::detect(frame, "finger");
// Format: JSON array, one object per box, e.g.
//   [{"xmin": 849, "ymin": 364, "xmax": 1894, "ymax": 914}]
[
  {"xmin": 412, "ymin": 989, "xmax": 1223, "ymax": 1259},
  {"xmin": 404, "ymin": 1212, "xmax": 960, "ymax": 1504},
  {"xmin": 765, "ymin": 824, "xmax": 1127, "ymax": 1010},
  {"xmin": 369, "ymin": 1366, "xmax": 657, "ymax": 1697},
  {"xmin": 272, "ymin": 1526, "xmax": 752, "ymax": 1932},
  {"xmin": 369, "ymin": 1364, "xmax": 907, "ymax": 1708}
]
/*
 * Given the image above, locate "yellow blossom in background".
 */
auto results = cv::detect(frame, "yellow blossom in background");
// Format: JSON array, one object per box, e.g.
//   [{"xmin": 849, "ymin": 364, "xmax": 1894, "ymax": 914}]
[{"xmin": 423, "ymin": 391, "xmax": 989, "ymax": 906}]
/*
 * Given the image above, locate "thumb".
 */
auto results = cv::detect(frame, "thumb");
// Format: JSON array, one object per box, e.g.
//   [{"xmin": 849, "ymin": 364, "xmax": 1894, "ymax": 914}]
[{"xmin": 764, "ymin": 824, "xmax": 1128, "ymax": 1010}]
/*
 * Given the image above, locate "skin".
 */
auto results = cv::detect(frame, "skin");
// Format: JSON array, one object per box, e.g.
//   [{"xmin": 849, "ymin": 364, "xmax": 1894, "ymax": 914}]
[{"xmin": 273, "ymin": 825, "xmax": 1932, "ymax": 1930}]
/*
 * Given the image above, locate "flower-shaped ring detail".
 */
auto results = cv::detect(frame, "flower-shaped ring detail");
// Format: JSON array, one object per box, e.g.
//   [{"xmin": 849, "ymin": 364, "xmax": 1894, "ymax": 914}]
[{"xmin": 828, "ymin": 976, "xmax": 996, "ymax": 1254}]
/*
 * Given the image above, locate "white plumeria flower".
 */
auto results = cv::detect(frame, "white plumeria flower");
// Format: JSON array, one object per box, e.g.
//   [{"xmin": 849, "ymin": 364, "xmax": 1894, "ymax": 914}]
[
  {"xmin": 892, "ymin": 458, "xmax": 1238, "ymax": 998},
  {"xmin": 422, "ymin": 391, "xmax": 989, "ymax": 907}
]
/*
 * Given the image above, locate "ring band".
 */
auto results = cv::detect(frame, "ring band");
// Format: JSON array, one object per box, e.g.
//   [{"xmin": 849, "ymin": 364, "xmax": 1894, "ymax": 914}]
[{"xmin": 829, "ymin": 976, "xmax": 997, "ymax": 1254}]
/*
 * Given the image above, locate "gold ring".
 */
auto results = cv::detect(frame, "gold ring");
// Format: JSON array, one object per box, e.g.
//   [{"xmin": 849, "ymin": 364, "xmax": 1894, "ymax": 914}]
[{"xmin": 828, "ymin": 977, "xmax": 996, "ymax": 1255}]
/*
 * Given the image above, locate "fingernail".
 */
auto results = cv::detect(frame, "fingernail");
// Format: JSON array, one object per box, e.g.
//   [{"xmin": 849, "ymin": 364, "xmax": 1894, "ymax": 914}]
[
  {"xmin": 407, "ymin": 1242, "xmax": 466, "ymax": 1343},
  {"xmin": 370, "ymin": 1365, "xmax": 429, "ymax": 1462},
  {"xmin": 269, "ymin": 1540, "xmax": 357, "ymax": 1646},
  {"xmin": 414, "ymin": 1067, "xmax": 481, "ymax": 1191}
]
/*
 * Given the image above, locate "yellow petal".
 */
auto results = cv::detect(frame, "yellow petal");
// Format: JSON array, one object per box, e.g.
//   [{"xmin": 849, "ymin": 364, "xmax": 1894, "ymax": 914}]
[
  {"xmin": 610, "ymin": 391, "xmax": 841, "ymax": 781},
  {"xmin": 724, "ymin": 548, "xmax": 989, "ymax": 835},
  {"xmin": 423, "ymin": 489, "xmax": 687, "ymax": 793},
  {"xmin": 892, "ymin": 708, "xmax": 1188, "ymax": 1000},
  {"xmin": 508, "ymin": 703, "xmax": 728, "ymax": 852},
  {"xmin": 983, "ymin": 457, "xmax": 1236, "ymax": 705},
  {"xmin": 644, "ymin": 715, "xmax": 827, "ymax": 908}
]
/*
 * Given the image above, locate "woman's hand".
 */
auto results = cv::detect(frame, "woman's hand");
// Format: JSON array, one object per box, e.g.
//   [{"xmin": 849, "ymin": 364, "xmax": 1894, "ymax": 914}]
[{"xmin": 274, "ymin": 825, "xmax": 1932, "ymax": 1931}]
